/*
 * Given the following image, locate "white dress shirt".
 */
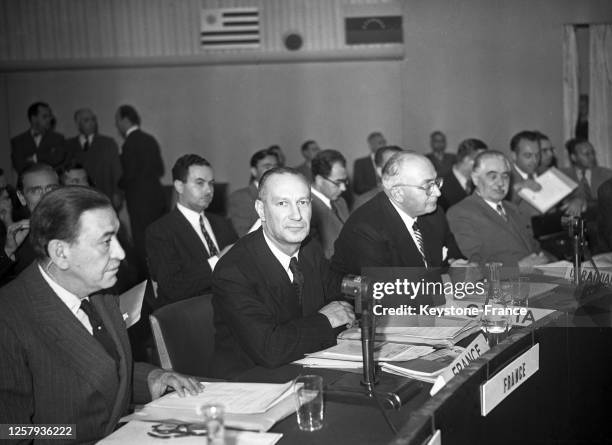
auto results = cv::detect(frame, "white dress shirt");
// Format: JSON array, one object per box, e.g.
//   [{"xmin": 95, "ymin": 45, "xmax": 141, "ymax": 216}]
[
  {"xmin": 262, "ymin": 230, "xmax": 299, "ymax": 281},
  {"xmin": 79, "ymin": 133, "xmax": 93, "ymax": 148},
  {"xmin": 311, "ymin": 187, "xmax": 331, "ymax": 209},
  {"xmin": 38, "ymin": 264, "xmax": 93, "ymax": 334},
  {"xmin": 389, "ymin": 200, "xmax": 423, "ymax": 252},
  {"xmin": 575, "ymin": 168, "xmax": 592, "ymax": 187},
  {"xmin": 177, "ymin": 202, "xmax": 221, "ymax": 271},
  {"xmin": 125, "ymin": 126, "xmax": 139, "ymax": 138}
]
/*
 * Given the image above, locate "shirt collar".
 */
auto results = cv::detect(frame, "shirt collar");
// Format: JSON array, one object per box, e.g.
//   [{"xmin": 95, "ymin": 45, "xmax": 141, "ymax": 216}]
[
  {"xmin": 38, "ymin": 263, "xmax": 85, "ymax": 315},
  {"xmin": 80, "ymin": 133, "xmax": 93, "ymax": 144},
  {"xmin": 452, "ymin": 166, "xmax": 469, "ymax": 189},
  {"xmin": 477, "ymin": 193, "xmax": 503, "ymax": 212},
  {"xmin": 311, "ymin": 187, "xmax": 331, "ymax": 209},
  {"xmin": 389, "ymin": 198, "xmax": 417, "ymax": 228},
  {"xmin": 513, "ymin": 164, "xmax": 532, "ymax": 180},
  {"xmin": 262, "ymin": 229, "xmax": 298, "ymax": 274},
  {"xmin": 177, "ymin": 202, "xmax": 202, "ymax": 226},
  {"xmin": 126, "ymin": 125, "xmax": 139, "ymax": 137}
]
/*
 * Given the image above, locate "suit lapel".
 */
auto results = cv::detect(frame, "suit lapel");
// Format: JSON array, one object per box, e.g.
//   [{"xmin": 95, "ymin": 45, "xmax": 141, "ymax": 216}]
[
  {"xmin": 379, "ymin": 194, "xmax": 426, "ymax": 267},
  {"xmin": 23, "ymin": 265, "xmax": 120, "ymax": 411},
  {"xmin": 171, "ymin": 208, "xmax": 210, "ymax": 258},
  {"xmin": 473, "ymin": 196, "xmax": 531, "ymax": 250}
]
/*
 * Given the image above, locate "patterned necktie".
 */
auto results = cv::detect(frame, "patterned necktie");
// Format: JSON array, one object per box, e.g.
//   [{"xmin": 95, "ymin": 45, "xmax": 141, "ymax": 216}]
[
  {"xmin": 496, "ymin": 203, "xmax": 508, "ymax": 221},
  {"xmin": 80, "ymin": 299, "xmax": 120, "ymax": 363},
  {"xmin": 411, "ymin": 220, "xmax": 428, "ymax": 268},
  {"xmin": 199, "ymin": 214, "xmax": 219, "ymax": 257},
  {"xmin": 289, "ymin": 257, "xmax": 304, "ymax": 307}
]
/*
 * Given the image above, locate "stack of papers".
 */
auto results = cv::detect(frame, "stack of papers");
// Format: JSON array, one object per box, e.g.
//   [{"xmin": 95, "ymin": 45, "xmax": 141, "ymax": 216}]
[
  {"xmin": 124, "ymin": 382, "xmax": 296, "ymax": 432},
  {"xmin": 381, "ymin": 347, "xmax": 464, "ymax": 383},
  {"xmin": 517, "ymin": 167, "xmax": 577, "ymax": 213}
]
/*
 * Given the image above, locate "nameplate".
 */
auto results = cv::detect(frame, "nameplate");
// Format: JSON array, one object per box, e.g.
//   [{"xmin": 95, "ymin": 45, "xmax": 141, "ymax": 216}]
[
  {"xmin": 480, "ymin": 343, "xmax": 539, "ymax": 416},
  {"xmin": 565, "ymin": 265, "xmax": 612, "ymax": 286},
  {"xmin": 430, "ymin": 334, "xmax": 489, "ymax": 396},
  {"xmin": 444, "ymin": 299, "xmax": 555, "ymax": 327}
]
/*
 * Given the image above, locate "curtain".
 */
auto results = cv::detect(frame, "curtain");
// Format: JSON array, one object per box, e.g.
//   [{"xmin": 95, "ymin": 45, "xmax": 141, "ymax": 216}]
[
  {"xmin": 563, "ymin": 25, "xmax": 579, "ymax": 165},
  {"xmin": 589, "ymin": 25, "xmax": 612, "ymax": 168}
]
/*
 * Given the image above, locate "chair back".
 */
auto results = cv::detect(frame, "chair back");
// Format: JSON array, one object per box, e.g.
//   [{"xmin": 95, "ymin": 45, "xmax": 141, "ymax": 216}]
[{"xmin": 149, "ymin": 294, "xmax": 214, "ymax": 377}]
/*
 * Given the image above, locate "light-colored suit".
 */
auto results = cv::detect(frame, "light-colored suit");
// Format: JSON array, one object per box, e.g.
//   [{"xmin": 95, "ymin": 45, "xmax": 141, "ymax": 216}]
[
  {"xmin": 0, "ymin": 264, "xmax": 155, "ymax": 444},
  {"xmin": 310, "ymin": 194, "xmax": 349, "ymax": 258},
  {"xmin": 447, "ymin": 194, "xmax": 540, "ymax": 267}
]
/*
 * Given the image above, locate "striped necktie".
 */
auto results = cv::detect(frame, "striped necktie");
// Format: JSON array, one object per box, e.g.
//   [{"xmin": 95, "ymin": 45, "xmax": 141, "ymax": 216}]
[
  {"xmin": 496, "ymin": 203, "xmax": 508, "ymax": 221},
  {"xmin": 199, "ymin": 214, "xmax": 219, "ymax": 257},
  {"xmin": 80, "ymin": 299, "xmax": 120, "ymax": 364},
  {"xmin": 411, "ymin": 220, "xmax": 428, "ymax": 268},
  {"xmin": 289, "ymin": 257, "xmax": 304, "ymax": 307}
]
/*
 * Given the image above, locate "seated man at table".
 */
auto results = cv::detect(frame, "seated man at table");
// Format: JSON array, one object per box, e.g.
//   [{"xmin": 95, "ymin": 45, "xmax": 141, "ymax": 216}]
[
  {"xmin": 0, "ymin": 186, "xmax": 201, "ymax": 443},
  {"xmin": 447, "ymin": 150, "xmax": 550, "ymax": 269},
  {"xmin": 212, "ymin": 167, "xmax": 355, "ymax": 378}
]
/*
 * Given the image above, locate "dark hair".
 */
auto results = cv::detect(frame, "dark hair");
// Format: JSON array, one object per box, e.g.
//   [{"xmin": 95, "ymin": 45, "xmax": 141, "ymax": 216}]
[
  {"xmin": 250, "ymin": 148, "xmax": 278, "ymax": 168},
  {"xmin": 258, "ymin": 166, "xmax": 308, "ymax": 200},
  {"xmin": 116, "ymin": 104, "xmax": 141, "ymax": 126},
  {"xmin": 374, "ymin": 145, "xmax": 403, "ymax": 168},
  {"xmin": 59, "ymin": 160, "xmax": 91, "ymax": 186},
  {"xmin": 27, "ymin": 102, "xmax": 49, "ymax": 121},
  {"xmin": 30, "ymin": 186, "xmax": 112, "ymax": 259},
  {"xmin": 565, "ymin": 138, "xmax": 590, "ymax": 157},
  {"xmin": 509, "ymin": 130, "xmax": 539, "ymax": 152},
  {"xmin": 17, "ymin": 163, "xmax": 58, "ymax": 191},
  {"xmin": 430, "ymin": 131, "xmax": 446, "ymax": 140},
  {"xmin": 367, "ymin": 131, "xmax": 383, "ymax": 142},
  {"xmin": 311, "ymin": 149, "xmax": 346, "ymax": 178},
  {"xmin": 172, "ymin": 154, "xmax": 211, "ymax": 182},
  {"xmin": 472, "ymin": 150, "xmax": 509, "ymax": 172},
  {"xmin": 456, "ymin": 138, "xmax": 488, "ymax": 163},
  {"xmin": 534, "ymin": 131, "xmax": 550, "ymax": 144},
  {"xmin": 301, "ymin": 140, "xmax": 316, "ymax": 153}
]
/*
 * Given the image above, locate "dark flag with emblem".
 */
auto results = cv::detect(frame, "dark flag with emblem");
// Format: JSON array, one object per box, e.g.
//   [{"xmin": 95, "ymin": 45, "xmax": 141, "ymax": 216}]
[
  {"xmin": 200, "ymin": 7, "xmax": 260, "ymax": 49},
  {"xmin": 345, "ymin": 16, "xmax": 403, "ymax": 45}
]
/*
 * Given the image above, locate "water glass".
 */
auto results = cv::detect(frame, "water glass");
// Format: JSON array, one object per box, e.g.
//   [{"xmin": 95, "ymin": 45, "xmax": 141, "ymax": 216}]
[
  {"xmin": 512, "ymin": 276, "xmax": 530, "ymax": 308},
  {"xmin": 294, "ymin": 375, "xmax": 324, "ymax": 432},
  {"xmin": 199, "ymin": 403, "xmax": 225, "ymax": 444}
]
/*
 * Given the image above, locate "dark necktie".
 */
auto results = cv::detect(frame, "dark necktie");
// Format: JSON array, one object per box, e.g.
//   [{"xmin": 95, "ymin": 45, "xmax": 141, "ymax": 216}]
[
  {"xmin": 331, "ymin": 200, "xmax": 345, "ymax": 223},
  {"xmin": 465, "ymin": 180, "xmax": 474, "ymax": 195},
  {"xmin": 199, "ymin": 214, "xmax": 219, "ymax": 257},
  {"xmin": 289, "ymin": 257, "xmax": 304, "ymax": 307},
  {"xmin": 527, "ymin": 173, "xmax": 535, "ymax": 181},
  {"xmin": 496, "ymin": 203, "xmax": 508, "ymax": 222},
  {"xmin": 579, "ymin": 171, "xmax": 592, "ymax": 201},
  {"xmin": 80, "ymin": 299, "xmax": 120, "ymax": 363},
  {"xmin": 82, "ymin": 136, "xmax": 90, "ymax": 151},
  {"xmin": 411, "ymin": 220, "xmax": 428, "ymax": 268}
]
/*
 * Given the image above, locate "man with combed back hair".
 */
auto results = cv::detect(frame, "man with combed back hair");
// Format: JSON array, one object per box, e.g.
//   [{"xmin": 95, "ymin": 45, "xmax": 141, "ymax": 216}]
[
  {"xmin": 0, "ymin": 186, "xmax": 201, "ymax": 443},
  {"xmin": 212, "ymin": 167, "xmax": 354, "ymax": 378}
]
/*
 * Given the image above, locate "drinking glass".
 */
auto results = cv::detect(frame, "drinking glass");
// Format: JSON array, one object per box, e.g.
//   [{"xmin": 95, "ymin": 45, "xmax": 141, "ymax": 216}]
[
  {"xmin": 294, "ymin": 375, "xmax": 324, "ymax": 432},
  {"xmin": 199, "ymin": 403, "xmax": 225, "ymax": 444}
]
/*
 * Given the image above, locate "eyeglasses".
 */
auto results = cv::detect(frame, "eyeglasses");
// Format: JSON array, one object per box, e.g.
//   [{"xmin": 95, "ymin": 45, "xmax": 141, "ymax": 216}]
[
  {"xmin": 394, "ymin": 177, "xmax": 444, "ymax": 196},
  {"xmin": 323, "ymin": 177, "xmax": 349, "ymax": 188},
  {"xmin": 147, "ymin": 423, "xmax": 207, "ymax": 439},
  {"xmin": 25, "ymin": 184, "xmax": 60, "ymax": 196}
]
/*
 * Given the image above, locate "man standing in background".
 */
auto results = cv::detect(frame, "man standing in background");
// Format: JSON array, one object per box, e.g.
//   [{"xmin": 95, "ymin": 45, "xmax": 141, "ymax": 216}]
[
  {"xmin": 115, "ymin": 104, "xmax": 166, "ymax": 280},
  {"xmin": 295, "ymin": 139, "xmax": 321, "ymax": 182},
  {"xmin": 426, "ymin": 131, "xmax": 456, "ymax": 178},
  {"xmin": 352, "ymin": 131, "xmax": 387, "ymax": 195}
]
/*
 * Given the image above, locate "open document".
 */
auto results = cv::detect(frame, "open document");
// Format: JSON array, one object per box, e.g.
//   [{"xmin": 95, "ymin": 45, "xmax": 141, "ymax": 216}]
[
  {"xmin": 517, "ymin": 167, "xmax": 577, "ymax": 214},
  {"xmin": 124, "ymin": 381, "xmax": 295, "ymax": 431}
]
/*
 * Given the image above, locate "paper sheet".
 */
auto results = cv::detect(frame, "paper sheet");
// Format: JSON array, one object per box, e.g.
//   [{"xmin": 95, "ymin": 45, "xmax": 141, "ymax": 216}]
[
  {"xmin": 119, "ymin": 280, "xmax": 146, "ymax": 328},
  {"xmin": 98, "ymin": 421, "xmax": 283, "ymax": 444},
  {"xmin": 517, "ymin": 167, "xmax": 577, "ymax": 213}
]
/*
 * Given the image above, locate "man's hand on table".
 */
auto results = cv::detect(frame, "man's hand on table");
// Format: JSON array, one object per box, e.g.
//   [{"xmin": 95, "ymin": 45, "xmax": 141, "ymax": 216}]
[
  {"xmin": 518, "ymin": 252, "xmax": 549, "ymax": 272},
  {"xmin": 319, "ymin": 301, "xmax": 356, "ymax": 328},
  {"xmin": 147, "ymin": 368, "xmax": 204, "ymax": 399}
]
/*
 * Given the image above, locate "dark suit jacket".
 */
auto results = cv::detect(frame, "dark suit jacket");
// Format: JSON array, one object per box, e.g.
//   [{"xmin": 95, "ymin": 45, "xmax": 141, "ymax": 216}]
[
  {"xmin": 212, "ymin": 229, "xmax": 337, "ymax": 378},
  {"xmin": 11, "ymin": 130, "xmax": 67, "ymax": 173},
  {"xmin": 562, "ymin": 166, "xmax": 612, "ymax": 202},
  {"xmin": 0, "ymin": 234, "xmax": 37, "ymax": 286},
  {"xmin": 227, "ymin": 183, "xmax": 259, "ymax": 237},
  {"xmin": 426, "ymin": 152, "xmax": 456, "ymax": 178},
  {"xmin": 352, "ymin": 156, "xmax": 377, "ymax": 195},
  {"xmin": 145, "ymin": 208, "xmax": 237, "ymax": 309},
  {"xmin": 506, "ymin": 165, "xmax": 541, "ymax": 219},
  {"xmin": 295, "ymin": 162, "xmax": 313, "ymax": 182},
  {"xmin": 447, "ymin": 194, "xmax": 540, "ymax": 267},
  {"xmin": 0, "ymin": 264, "xmax": 155, "ymax": 443},
  {"xmin": 439, "ymin": 170, "xmax": 469, "ymax": 211},
  {"xmin": 66, "ymin": 134, "xmax": 122, "ymax": 203},
  {"xmin": 330, "ymin": 192, "xmax": 463, "ymax": 276},
  {"xmin": 310, "ymin": 194, "xmax": 348, "ymax": 259}
]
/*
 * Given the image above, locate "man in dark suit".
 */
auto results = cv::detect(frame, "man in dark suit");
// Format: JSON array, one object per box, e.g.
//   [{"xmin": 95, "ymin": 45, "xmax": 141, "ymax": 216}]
[
  {"xmin": 353, "ymin": 145, "xmax": 403, "ymax": 211},
  {"xmin": 228, "ymin": 148, "xmax": 279, "ymax": 236},
  {"xmin": 506, "ymin": 130, "xmax": 543, "ymax": 220},
  {"xmin": 1, "ymin": 163, "xmax": 60, "ymax": 284},
  {"xmin": 146, "ymin": 154, "xmax": 237, "ymax": 309},
  {"xmin": 0, "ymin": 187, "xmax": 201, "ymax": 443},
  {"xmin": 352, "ymin": 131, "xmax": 387, "ymax": 195},
  {"xmin": 310, "ymin": 149, "xmax": 349, "ymax": 258},
  {"xmin": 425, "ymin": 131, "xmax": 456, "ymax": 178},
  {"xmin": 439, "ymin": 138, "xmax": 488, "ymax": 211},
  {"xmin": 115, "ymin": 105, "xmax": 166, "ymax": 280},
  {"xmin": 331, "ymin": 152, "xmax": 464, "ymax": 287},
  {"xmin": 212, "ymin": 167, "xmax": 355, "ymax": 378},
  {"xmin": 10, "ymin": 102, "xmax": 68, "ymax": 173},
  {"xmin": 294, "ymin": 139, "xmax": 320, "ymax": 182},
  {"xmin": 66, "ymin": 108, "xmax": 123, "ymax": 208},
  {"xmin": 447, "ymin": 151, "xmax": 549, "ymax": 269}
]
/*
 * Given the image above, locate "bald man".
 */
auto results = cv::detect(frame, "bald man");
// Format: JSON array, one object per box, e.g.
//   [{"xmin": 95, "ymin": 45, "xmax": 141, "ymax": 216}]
[
  {"xmin": 331, "ymin": 152, "xmax": 464, "ymax": 291},
  {"xmin": 212, "ymin": 167, "xmax": 354, "ymax": 378}
]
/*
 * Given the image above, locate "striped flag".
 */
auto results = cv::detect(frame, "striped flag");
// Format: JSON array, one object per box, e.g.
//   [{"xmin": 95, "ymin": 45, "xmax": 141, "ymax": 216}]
[{"xmin": 200, "ymin": 7, "xmax": 260, "ymax": 49}]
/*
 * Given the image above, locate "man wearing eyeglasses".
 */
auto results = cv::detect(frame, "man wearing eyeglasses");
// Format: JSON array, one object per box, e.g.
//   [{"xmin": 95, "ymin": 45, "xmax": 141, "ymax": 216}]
[
  {"xmin": 447, "ymin": 151, "xmax": 549, "ymax": 270},
  {"xmin": 309, "ymin": 149, "xmax": 350, "ymax": 258},
  {"xmin": 330, "ymin": 152, "xmax": 464, "ymax": 301},
  {"xmin": 1, "ymin": 163, "xmax": 60, "ymax": 283}
]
